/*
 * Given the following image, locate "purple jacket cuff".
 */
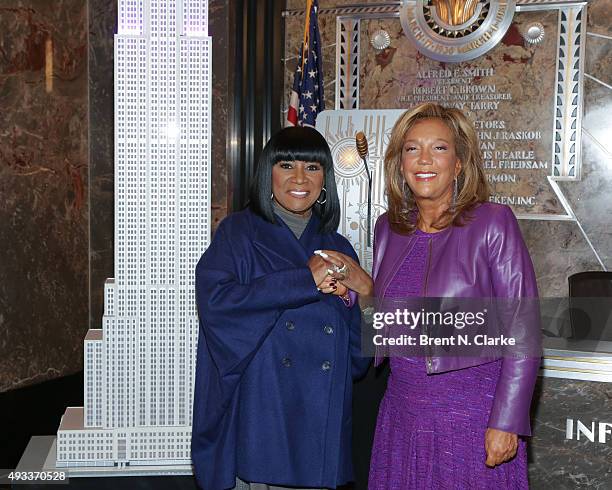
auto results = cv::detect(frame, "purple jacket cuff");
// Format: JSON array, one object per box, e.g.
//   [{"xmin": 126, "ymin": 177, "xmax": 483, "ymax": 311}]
[{"xmin": 487, "ymin": 356, "xmax": 541, "ymax": 436}]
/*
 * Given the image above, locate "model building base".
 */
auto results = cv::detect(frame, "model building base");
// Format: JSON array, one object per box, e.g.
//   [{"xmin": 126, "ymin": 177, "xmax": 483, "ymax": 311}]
[{"xmin": 18, "ymin": 436, "xmax": 194, "ymax": 478}]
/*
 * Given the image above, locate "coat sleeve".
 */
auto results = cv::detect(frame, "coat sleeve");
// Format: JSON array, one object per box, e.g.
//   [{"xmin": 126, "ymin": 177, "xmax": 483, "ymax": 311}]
[
  {"xmin": 372, "ymin": 214, "xmax": 389, "ymax": 367},
  {"xmin": 348, "ymin": 298, "xmax": 371, "ymax": 380},
  {"xmin": 195, "ymin": 221, "xmax": 321, "ymax": 383},
  {"xmin": 338, "ymin": 237, "xmax": 371, "ymax": 380},
  {"xmin": 486, "ymin": 205, "xmax": 541, "ymax": 436},
  {"xmin": 371, "ymin": 213, "xmax": 388, "ymax": 283}
]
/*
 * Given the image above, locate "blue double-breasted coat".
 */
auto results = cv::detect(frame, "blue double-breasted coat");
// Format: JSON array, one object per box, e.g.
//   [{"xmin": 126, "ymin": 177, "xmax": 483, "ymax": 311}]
[{"xmin": 191, "ymin": 208, "xmax": 370, "ymax": 490}]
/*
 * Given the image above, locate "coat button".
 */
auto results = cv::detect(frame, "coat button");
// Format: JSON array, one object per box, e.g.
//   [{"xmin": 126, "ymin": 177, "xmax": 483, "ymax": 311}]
[
  {"xmin": 427, "ymin": 358, "xmax": 432, "ymax": 370},
  {"xmin": 323, "ymin": 325, "xmax": 334, "ymax": 335},
  {"xmin": 282, "ymin": 357, "xmax": 292, "ymax": 368},
  {"xmin": 286, "ymin": 321, "xmax": 295, "ymax": 331},
  {"xmin": 321, "ymin": 360, "xmax": 332, "ymax": 371}
]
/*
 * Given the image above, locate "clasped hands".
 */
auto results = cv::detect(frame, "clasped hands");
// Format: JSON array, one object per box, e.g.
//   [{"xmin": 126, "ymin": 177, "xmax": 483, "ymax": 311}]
[{"xmin": 307, "ymin": 250, "xmax": 373, "ymax": 298}]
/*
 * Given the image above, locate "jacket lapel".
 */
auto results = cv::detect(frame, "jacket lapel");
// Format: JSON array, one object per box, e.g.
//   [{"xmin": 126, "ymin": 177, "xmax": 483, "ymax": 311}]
[
  {"xmin": 297, "ymin": 212, "xmax": 323, "ymax": 255},
  {"xmin": 375, "ymin": 230, "xmax": 418, "ymax": 298},
  {"xmin": 251, "ymin": 211, "xmax": 314, "ymax": 269},
  {"xmin": 251, "ymin": 211, "xmax": 346, "ymax": 313}
]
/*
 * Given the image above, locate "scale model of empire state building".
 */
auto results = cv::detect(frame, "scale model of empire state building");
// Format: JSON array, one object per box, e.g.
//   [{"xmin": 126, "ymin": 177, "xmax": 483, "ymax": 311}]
[{"xmin": 55, "ymin": 0, "xmax": 211, "ymax": 474}]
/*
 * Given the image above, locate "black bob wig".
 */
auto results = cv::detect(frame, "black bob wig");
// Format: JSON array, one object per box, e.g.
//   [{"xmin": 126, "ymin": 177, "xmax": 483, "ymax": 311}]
[{"xmin": 248, "ymin": 126, "xmax": 341, "ymax": 234}]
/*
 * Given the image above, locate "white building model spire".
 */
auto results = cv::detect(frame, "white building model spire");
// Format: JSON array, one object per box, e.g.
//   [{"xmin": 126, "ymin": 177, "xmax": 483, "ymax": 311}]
[{"xmin": 56, "ymin": 0, "xmax": 211, "ymax": 473}]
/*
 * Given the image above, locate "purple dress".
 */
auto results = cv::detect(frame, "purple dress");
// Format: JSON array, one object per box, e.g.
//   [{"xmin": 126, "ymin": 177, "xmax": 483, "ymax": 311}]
[{"xmin": 369, "ymin": 230, "xmax": 528, "ymax": 489}]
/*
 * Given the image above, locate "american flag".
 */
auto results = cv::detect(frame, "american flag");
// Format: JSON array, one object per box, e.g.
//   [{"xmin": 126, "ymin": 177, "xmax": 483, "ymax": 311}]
[{"xmin": 286, "ymin": 0, "xmax": 324, "ymax": 127}]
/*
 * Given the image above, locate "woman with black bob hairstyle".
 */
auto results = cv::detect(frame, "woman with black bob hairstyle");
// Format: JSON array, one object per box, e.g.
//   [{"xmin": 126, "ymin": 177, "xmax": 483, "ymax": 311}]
[
  {"xmin": 248, "ymin": 126, "xmax": 341, "ymax": 234},
  {"xmin": 192, "ymin": 126, "xmax": 373, "ymax": 490}
]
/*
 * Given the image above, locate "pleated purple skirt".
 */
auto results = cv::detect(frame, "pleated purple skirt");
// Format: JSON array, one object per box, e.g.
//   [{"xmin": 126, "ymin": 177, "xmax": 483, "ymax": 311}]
[{"xmin": 368, "ymin": 357, "xmax": 528, "ymax": 489}]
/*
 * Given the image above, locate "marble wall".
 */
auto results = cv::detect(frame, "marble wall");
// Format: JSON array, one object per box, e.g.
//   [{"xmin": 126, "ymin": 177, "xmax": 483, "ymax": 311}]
[
  {"xmin": 549, "ymin": 0, "xmax": 612, "ymax": 295},
  {"xmin": 208, "ymin": 0, "xmax": 232, "ymax": 228},
  {"xmin": 0, "ymin": 0, "xmax": 89, "ymax": 392},
  {"xmin": 283, "ymin": 0, "xmax": 612, "ymax": 297},
  {"xmin": 529, "ymin": 376, "xmax": 612, "ymax": 488},
  {"xmin": 574, "ymin": 0, "xmax": 612, "ymax": 266}
]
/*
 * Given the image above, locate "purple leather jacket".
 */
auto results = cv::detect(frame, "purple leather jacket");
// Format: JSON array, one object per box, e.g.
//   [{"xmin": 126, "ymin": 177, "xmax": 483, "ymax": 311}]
[{"xmin": 372, "ymin": 202, "xmax": 541, "ymax": 436}]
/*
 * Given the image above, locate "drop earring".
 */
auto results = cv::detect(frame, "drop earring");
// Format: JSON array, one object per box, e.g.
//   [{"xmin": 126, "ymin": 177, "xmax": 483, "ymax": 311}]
[{"xmin": 316, "ymin": 187, "xmax": 327, "ymax": 205}]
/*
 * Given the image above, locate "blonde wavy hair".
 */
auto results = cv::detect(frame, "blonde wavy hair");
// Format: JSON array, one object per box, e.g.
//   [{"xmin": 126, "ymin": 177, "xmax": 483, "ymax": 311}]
[{"xmin": 384, "ymin": 103, "xmax": 489, "ymax": 234}]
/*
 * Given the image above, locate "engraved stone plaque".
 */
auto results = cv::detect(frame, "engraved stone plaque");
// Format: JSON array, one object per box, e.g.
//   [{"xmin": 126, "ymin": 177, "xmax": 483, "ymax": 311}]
[{"xmin": 357, "ymin": 10, "xmax": 576, "ymax": 218}]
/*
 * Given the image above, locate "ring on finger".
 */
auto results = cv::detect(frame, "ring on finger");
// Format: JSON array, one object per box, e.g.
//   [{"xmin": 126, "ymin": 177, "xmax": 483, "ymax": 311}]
[{"xmin": 334, "ymin": 263, "xmax": 348, "ymax": 275}]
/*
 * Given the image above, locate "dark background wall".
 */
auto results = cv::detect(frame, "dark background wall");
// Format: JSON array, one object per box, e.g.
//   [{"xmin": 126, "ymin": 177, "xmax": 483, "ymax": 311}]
[{"xmin": 0, "ymin": 0, "xmax": 89, "ymax": 393}]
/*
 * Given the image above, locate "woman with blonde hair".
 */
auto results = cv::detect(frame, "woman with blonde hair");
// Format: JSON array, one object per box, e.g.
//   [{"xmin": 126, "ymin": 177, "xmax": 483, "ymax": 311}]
[{"xmin": 368, "ymin": 103, "xmax": 540, "ymax": 488}]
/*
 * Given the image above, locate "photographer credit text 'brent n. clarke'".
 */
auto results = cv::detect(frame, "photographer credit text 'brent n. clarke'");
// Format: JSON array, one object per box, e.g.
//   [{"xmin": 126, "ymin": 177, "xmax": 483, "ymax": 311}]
[{"xmin": 371, "ymin": 308, "xmax": 516, "ymax": 347}]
